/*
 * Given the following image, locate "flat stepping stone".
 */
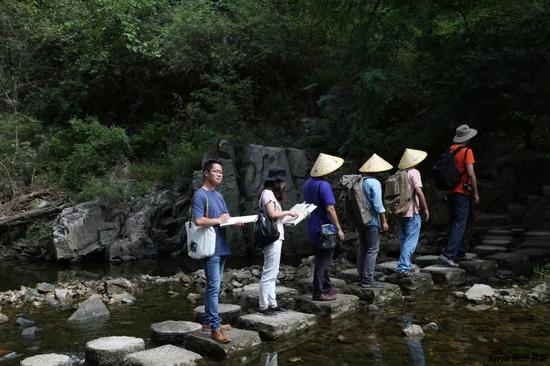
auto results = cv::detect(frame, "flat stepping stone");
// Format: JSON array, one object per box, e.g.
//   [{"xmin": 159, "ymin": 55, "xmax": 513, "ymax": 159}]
[
  {"xmin": 481, "ymin": 238, "xmax": 513, "ymax": 247},
  {"xmin": 183, "ymin": 328, "xmax": 261, "ymax": 360},
  {"xmin": 297, "ymin": 276, "xmax": 348, "ymax": 293},
  {"xmin": 295, "ymin": 294, "xmax": 359, "ymax": 319},
  {"xmin": 459, "ymin": 259, "xmax": 498, "ymax": 280},
  {"xmin": 375, "ymin": 261, "xmax": 420, "ymax": 274},
  {"xmin": 21, "ymin": 354, "xmax": 71, "ymax": 366},
  {"xmin": 521, "ymin": 240, "xmax": 550, "ymax": 251},
  {"xmin": 385, "ymin": 272, "xmax": 434, "ymax": 294},
  {"xmin": 193, "ymin": 304, "xmax": 241, "ymax": 324},
  {"xmin": 487, "ymin": 229, "xmax": 513, "ymax": 237},
  {"xmin": 414, "ymin": 255, "xmax": 440, "ymax": 268},
  {"xmin": 542, "ymin": 185, "xmax": 550, "ymax": 197},
  {"xmin": 124, "ymin": 345, "xmax": 202, "ymax": 366},
  {"xmin": 151, "ymin": 320, "xmax": 202, "ymax": 344},
  {"xmin": 475, "ymin": 213, "xmax": 509, "ymax": 226},
  {"xmin": 235, "ymin": 284, "xmax": 298, "ymax": 311},
  {"xmin": 486, "ymin": 251, "xmax": 536, "ymax": 273},
  {"xmin": 420, "ymin": 265, "xmax": 467, "ymax": 285},
  {"xmin": 525, "ymin": 231, "xmax": 550, "ymax": 239},
  {"xmin": 86, "ymin": 336, "xmax": 145, "ymax": 366},
  {"xmin": 238, "ymin": 310, "xmax": 316, "ymax": 340},
  {"xmin": 473, "ymin": 245, "xmax": 508, "ymax": 257},
  {"xmin": 349, "ymin": 282, "xmax": 402, "ymax": 304}
]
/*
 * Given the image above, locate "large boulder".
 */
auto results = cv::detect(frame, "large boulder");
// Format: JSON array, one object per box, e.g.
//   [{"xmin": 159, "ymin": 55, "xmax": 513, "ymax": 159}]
[
  {"xmin": 53, "ymin": 201, "xmax": 106, "ymax": 262},
  {"xmin": 68, "ymin": 294, "xmax": 110, "ymax": 324}
]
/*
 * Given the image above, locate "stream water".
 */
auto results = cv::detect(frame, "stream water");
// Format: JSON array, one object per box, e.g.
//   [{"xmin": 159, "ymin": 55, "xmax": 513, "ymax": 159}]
[{"xmin": 0, "ymin": 258, "xmax": 549, "ymax": 365}]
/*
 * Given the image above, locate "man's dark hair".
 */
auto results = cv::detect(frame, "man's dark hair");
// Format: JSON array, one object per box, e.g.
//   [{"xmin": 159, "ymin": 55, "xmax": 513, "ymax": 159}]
[{"xmin": 203, "ymin": 159, "xmax": 223, "ymax": 172}]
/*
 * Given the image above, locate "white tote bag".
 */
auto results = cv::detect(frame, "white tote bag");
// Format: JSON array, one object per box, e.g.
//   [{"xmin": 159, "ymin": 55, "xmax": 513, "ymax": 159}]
[{"xmin": 186, "ymin": 195, "xmax": 216, "ymax": 259}]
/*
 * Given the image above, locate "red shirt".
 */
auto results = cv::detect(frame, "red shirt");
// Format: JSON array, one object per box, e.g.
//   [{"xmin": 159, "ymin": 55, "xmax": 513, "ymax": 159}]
[{"xmin": 448, "ymin": 144, "xmax": 475, "ymax": 196}]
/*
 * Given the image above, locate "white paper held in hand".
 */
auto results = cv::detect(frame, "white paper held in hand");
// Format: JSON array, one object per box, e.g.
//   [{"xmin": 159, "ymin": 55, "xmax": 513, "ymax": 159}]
[
  {"xmin": 282, "ymin": 202, "xmax": 317, "ymax": 226},
  {"xmin": 219, "ymin": 215, "xmax": 258, "ymax": 227}
]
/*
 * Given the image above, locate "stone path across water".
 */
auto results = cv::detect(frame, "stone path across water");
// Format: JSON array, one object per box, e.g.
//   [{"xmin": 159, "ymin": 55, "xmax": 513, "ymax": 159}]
[
  {"xmin": 239, "ymin": 310, "xmax": 317, "ymax": 341},
  {"xmin": 124, "ymin": 345, "xmax": 202, "ymax": 366},
  {"xmin": 183, "ymin": 328, "xmax": 261, "ymax": 359},
  {"xmin": 85, "ymin": 336, "xmax": 145, "ymax": 366},
  {"xmin": 295, "ymin": 294, "xmax": 359, "ymax": 319},
  {"xmin": 150, "ymin": 320, "xmax": 202, "ymax": 344},
  {"xmin": 193, "ymin": 304, "xmax": 241, "ymax": 324}
]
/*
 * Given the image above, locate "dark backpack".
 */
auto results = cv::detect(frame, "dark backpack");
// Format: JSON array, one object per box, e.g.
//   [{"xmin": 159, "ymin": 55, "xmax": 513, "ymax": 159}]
[
  {"xmin": 339, "ymin": 174, "xmax": 372, "ymax": 230},
  {"xmin": 433, "ymin": 146, "xmax": 468, "ymax": 190},
  {"xmin": 253, "ymin": 198, "xmax": 280, "ymax": 248}
]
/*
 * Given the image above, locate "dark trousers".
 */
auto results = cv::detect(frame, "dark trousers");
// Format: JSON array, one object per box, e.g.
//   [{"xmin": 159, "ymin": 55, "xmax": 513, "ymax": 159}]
[
  {"xmin": 312, "ymin": 245, "xmax": 334, "ymax": 296},
  {"xmin": 443, "ymin": 193, "xmax": 471, "ymax": 259},
  {"xmin": 357, "ymin": 225, "xmax": 380, "ymax": 283}
]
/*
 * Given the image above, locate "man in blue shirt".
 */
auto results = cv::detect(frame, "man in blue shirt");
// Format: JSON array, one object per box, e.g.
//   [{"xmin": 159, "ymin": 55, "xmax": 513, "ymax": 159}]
[
  {"xmin": 304, "ymin": 153, "xmax": 345, "ymax": 301},
  {"xmin": 357, "ymin": 154, "xmax": 392, "ymax": 288},
  {"xmin": 192, "ymin": 159, "xmax": 232, "ymax": 344}
]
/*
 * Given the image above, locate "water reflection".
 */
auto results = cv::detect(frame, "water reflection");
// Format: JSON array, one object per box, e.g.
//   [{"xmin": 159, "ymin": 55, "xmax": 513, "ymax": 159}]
[
  {"xmin": 401, "ymin": 314, "xmax": 426, "ymax": 366},
  {"xmin": 262, "ymin": 352, "xmax": 278, "ymax": 366}
]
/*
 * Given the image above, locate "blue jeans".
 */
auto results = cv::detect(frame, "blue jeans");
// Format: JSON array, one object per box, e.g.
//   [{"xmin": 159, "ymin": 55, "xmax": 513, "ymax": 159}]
[
  {"xmin": 443, "ymin": 193, "xmax": 470, "ymax": 259},
  {"xmin": 203, "ymin": 255, "xmax": 227, "ymax": 331},
  {"xmin": 357, "ymin": 225, "xmax": 380, "ymax": 283},
  {"xmin": 397, "ymin": 213, "xmax": 421, "ymax": 273}
]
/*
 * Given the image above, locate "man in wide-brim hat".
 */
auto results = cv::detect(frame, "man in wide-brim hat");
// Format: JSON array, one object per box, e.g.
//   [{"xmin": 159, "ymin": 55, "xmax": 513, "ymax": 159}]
[
  {"xmin": 439, "ymin": 124, "xmax": 480, "ymax": 268},
  {"xmin": 304, "ymin": 153, "xmax": 345, "ymax": 301},
  {"xmin": 395, "ymin": 148, "xmax": 430, "ymax": 277},
  {"xmin": 357, "ymin": 153, "xmax": 392, "ymax": 288}
]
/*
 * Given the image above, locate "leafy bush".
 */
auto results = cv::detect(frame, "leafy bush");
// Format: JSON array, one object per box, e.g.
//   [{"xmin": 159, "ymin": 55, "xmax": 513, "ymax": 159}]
[{"xmin": 77, "ymin": 176, "xmax": 149, "ymax": 208}]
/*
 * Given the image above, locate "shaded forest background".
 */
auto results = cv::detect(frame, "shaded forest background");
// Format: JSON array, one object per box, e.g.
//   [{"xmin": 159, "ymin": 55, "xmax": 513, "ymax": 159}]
[{"xmin": 2, "ymin": 0, "xmax": 550, "ymax": 208}]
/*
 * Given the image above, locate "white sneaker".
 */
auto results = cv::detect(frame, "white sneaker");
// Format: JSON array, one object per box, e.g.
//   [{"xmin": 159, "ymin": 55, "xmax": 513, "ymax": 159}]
[{"xmin": 439, "ymin": 254, "xmax": 459, "ymax": 267}]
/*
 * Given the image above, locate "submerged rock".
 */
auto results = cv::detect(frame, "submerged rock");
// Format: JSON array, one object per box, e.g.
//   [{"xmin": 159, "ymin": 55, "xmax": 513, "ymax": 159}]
[
  {"xmin": 402, "ymin": 324, "xmax": 425, "ymax": 337},
  {"xmin": 68, "ymin": 294, "xmax": 110, "ymax": 323},
  {"xmin": 464, "ymin": 284, "xmax": 497, "ymax": 303}
]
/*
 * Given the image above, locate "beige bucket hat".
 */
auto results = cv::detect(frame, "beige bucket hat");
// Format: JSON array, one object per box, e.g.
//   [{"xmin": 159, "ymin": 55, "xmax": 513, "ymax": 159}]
[
  {"xmin": 398, "ymin": 148, "xmax": 428, "ymax": 170},
  {"xmin": 453, "ymin": 124, "xmax": 478, "ymax": 143},
  {"xmin": 359, "ymin": 153, "xmax": 393, "ymax": 173},
  {"xmin": 310, "ymin": 153, "xmax": 344, "ymax": 177}
]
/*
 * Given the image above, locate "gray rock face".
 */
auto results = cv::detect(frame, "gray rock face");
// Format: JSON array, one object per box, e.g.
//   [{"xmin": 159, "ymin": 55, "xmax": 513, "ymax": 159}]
[
  {"xmin": 349, "ymin": 283, "xmax": 402, "ymax": 304},
  {"xmin": 20, "ymin": 353, "xmax": 72, "ymax": 366},
  {"xmin": 238, "ymin": 310, "xmax": 317, "ymax": 340},
  {"xmin": 124, "ymin": 345, "xmax": 202, "ymax": 366},
  {"xmin": 183, "ymin": 328, "xmax": 261, "ymax": 359},
  {"xmin": 193, "ymin": 304, "xmax": 241, "ymax": 324},
  {"xmin": 85, "ymin": 336, "xmax": 145, "ymax": 366},
  {"xmin": 68, "ymin": 294, "xmax": 110, "ymax": 323},
  {"xmin": 464, "ymin": 284, "xmax": 497, "ymax": 303},
  {"xmin": 235, "ymin": 284, "xmax": 299, "ymax": 311},
  {"xmin": 459, "ymin": 259, "xmax": 498, "ymax": 280},
  {"xmin": 385, "ymin": 272, "xmax": 434, "ymax": 294},
  {"xmin": 53, "ymin": 201, "xmax": 105, "ymax": 262},
  {"xmin": 150, "ymin": 320, "xmax": 202, "ymax": 344},
  {"xmin": 420, "ymin": 265, "xmax": 467, "ymax": 285},
  {"xmin": 295, "ymin": 294, "xmax": 359, "ymax": 319}
]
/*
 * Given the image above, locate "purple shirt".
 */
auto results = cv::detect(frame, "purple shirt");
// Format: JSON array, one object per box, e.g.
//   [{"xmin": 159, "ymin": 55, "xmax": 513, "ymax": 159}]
[{"xmin": 303, "ymin": 177, "xmax": 336, "ymax": 245}]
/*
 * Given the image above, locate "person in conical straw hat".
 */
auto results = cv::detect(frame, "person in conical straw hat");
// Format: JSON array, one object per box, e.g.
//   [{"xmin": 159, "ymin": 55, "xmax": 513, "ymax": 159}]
[
  {"xmin": 439, "ymin": 124, "xmax": 479, "ymax": 268},
  {"xmin": 395, "ymin": 148, "xmax": 430, "ymax": 277},
  {"xmin": 356, "ymin": 153, "xmax": 392, "ymax": 288},
  {"xmin": 304, "ymin": 153, "xmax": 345, "ymax": 301}
]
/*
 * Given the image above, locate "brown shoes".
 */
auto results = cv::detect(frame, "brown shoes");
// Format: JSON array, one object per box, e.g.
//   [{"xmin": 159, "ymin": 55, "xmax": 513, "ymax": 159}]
[
  {"xmin": 211, "ymin": 329, "xmax": 230, "ymax": 343},
  {"xmin": 312, "ymin": 293, "xmax": 337, "ymax": 301},
  {"xmin": 202, "ymin": 323, "xmax": 231, "ymax": 332},
  {"xmin": 327, "ymin": 287, "xmax": 339, "ymax": 296}
]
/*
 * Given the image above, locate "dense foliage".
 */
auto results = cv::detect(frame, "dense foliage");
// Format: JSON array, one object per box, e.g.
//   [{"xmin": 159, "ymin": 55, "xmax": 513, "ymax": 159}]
[{"xmin": 1, "ymin": 0, "xmax": 549, "ymax": 202}]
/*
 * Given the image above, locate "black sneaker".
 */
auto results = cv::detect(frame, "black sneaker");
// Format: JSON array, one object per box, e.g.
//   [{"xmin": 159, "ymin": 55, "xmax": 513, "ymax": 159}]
[
  {"xmin": 269, "ymin": 306, "xmax": 288, "ymax": 313},
  {"xmin": 259, "ymin": 308, "xmax": 277, "ymax": 316}
]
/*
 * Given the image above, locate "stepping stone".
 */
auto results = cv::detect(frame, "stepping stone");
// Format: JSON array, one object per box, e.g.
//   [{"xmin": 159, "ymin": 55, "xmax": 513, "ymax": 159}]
[
  {"xmin": 375, "ymin": 261, "xmax": 420, "ymax": 275},
  {"xmin": 473, "ymin": 245, "xmax": 508, "ymax": 257},
  {"xmin": 420, "ymin": 265, "xmax": 467, "ymax": 285},
  {"xmin": 521, "ymin": 240, "xmax": 550, "ymax": 251},
  {"xmin": 481, "ymin": 238, "xmax": 513, "ymax": 247},
  {"xmin": 542, "ymin": 185, "xmax": 550, "ymax": 197},
  {"xmin": 508, "ymin": 204, "xmax": 526, "ymax": 223},
  {"xmin": 234, "ymin": 284, "xmax": 298, "ymax": 311},
  {"xmin": 459, "ymin": 259, "xmax": 498, "ymax": 280},
  {"xmin": 385, "ymin": 272, "xmax": 434, "ymax": 294},
  {"xmin": 124, "ymin": 345, "xmax": 202, "ymax": 366},
  {"xmin": 349, "ymin": 282, "xmax": 402, "ymax": 304},
  {"xmin": 475, "ymin": 213, "xmax": 509, "ymax": 226},
  {"xmin": 183, "ymin": 328, "xmax": 261, "ymax": 360},
  {"xmin": 86, "ymin": 336, "xmax": 145, "ymax": 366},
  {"xmin": 297, "ymin": 276, "xmax": 348, "ymax": 293},
  {"xmin": 295, "ymin": 294, "xmax": 359, "ymax": 319},
  {"xmin": 238, "ymin": 310, "xmax": 316, "ymax": 340},
  {"xmin": 151, "ymin": 320, "xmax": 202, "ymax": 344},
  {"xmin": 414, "ymin": 255, "xmax": 440, "ymax": 268},
  {"xmin": 193, "ymin": 304, "xmax": 241, "ymax": 324},
  {"xmin": 487, "ymin": 229, "xmax": 513, "ymax": 237},
  {"xmin": 486, "ymin": 251, "xmax": 536, "ymax": 273},
  {"xmin": 525, "ymin": 231, "xmax": 550, "ymax": 239},
  {"xmin": 510, "ymin": 228, "xmax": 525, "ymax": 236},
  {"xmin": 527, "ymin": 195, "xmax": 541, "ymax": 205},
  {"xmin": 20, "ymin": 354, "xmax": 71, "ymax": 366}
]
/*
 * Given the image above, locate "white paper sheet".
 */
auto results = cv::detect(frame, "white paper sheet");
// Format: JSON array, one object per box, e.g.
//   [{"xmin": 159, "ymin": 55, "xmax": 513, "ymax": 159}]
[
  {"xmin": 219, "ymin": 215, "xmax": 258, "ymax": 227},
  {"xmin": 281, "ymin": 202, "xmax": 317, "ymax": 226}
]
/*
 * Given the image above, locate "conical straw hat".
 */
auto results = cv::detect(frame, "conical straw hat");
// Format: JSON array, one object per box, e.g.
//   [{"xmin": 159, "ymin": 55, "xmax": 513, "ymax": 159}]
[
  {"xmin": 359, "ymin": 153, "xmax": 393, "ymax": 173},
  {"xmin": 398, "ymin": 148, "xmax": 428, "ymax": 170},
  {"xmin": 310, "ymin": 153, "xmax": 344, "ymax": 177}
]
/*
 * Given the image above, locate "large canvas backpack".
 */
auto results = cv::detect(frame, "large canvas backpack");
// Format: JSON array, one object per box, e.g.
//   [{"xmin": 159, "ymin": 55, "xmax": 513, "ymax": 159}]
[
  {"xmin": 383, "ymin": 170, "xmax": 412, "ymax": 216},
  {"xmin": 340, "ymin": 174, "xmax": 372, "ymax": 230},
  {"xmin": 432, "ymin": 146, "xmax": 468, "ymax": 190}
]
